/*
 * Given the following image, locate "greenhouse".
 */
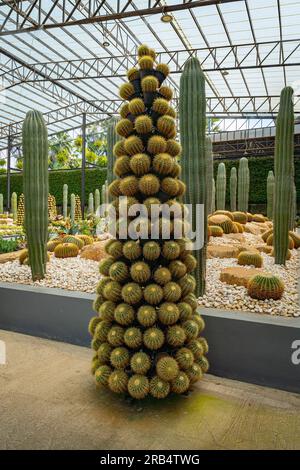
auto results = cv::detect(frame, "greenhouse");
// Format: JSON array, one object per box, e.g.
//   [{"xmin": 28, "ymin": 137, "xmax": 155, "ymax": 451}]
[{"xmin": 0, "ymin": 0, "xmax": 299, "ymax": 454}]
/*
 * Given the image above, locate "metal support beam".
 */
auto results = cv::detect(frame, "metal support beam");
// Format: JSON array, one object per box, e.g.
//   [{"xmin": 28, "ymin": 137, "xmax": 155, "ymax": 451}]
[
  {"xmin": 0, "ymin": 1, "xmax": 241, "ymax": 36},
  {"xmin": 81, "ymin": 113, "xmax": 86, "ymax": 219},
  {"xmin": 2, "ymin": 40, "xmax": 299, "ymax": 87}
]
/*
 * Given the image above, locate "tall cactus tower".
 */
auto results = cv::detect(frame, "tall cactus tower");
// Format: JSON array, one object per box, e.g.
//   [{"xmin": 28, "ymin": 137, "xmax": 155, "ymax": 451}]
[
  {"xmin": 107, "ymin": 117, "xmax": 121, "ymax": 194},
  {"xmin": 22, "ymin": 110, "xmax": 49, "ymax": 281},
  {"xmin": 90, "ymin": 45, "xmax": 209, "ymax": 400},
  {"xmin": 274, "ymin": 86, "xmax": 294, "ymax": 264},
  {"xmin": 206, "ymin": 136, "xmax": 213, "ymax": 215}
]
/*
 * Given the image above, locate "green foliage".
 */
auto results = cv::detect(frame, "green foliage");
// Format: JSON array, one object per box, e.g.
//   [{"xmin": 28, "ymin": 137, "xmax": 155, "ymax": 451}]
[
  {"xmin": 0, "ymin": 168, "xmax": 107, "ymax": 207},
  {"xmin": 213, "ymin": 156, "xmax": 300, "ymax": 208},
  {"xmin": 0, "ymin": 237, "xmax": 19, "ymax": 253}
]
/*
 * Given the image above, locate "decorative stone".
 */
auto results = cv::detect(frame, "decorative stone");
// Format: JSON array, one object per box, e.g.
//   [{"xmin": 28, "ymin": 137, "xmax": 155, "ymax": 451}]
[
  {"xmin": 80, "ymin": 241, "xmax": 108, "ymax": 261},
  {"xmin": 220, "ymin": 266, "xmax": 266, "ymax": 288},
  {"xmin": 207, "ymin": 245, "xmax": 240, "ymax": 259}
]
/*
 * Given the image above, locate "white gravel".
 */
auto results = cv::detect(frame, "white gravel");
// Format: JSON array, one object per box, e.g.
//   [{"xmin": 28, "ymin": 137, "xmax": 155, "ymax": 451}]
[
  {"xmin": 0, "ymin": 256, "xmax": 99, "ymax": 293},
  {"xmin": 0, "ymin": 231, "xmax": 298, "ymax": 317},
  {"xmin": 198, "ymin": 244, "xmax": 299, "ymax": 318}
]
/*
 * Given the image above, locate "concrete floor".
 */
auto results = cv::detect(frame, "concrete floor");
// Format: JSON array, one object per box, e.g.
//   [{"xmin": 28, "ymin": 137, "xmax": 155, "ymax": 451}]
[{"xmin": 0, "ymin": 329, "xmax": 299, "ymax": 450}]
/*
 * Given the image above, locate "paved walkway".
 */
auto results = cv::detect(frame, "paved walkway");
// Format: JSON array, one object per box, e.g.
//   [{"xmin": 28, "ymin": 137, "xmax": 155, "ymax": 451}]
[{"xmin": 0, "ymin": 330, "xmax": 299, "ymax": 450}]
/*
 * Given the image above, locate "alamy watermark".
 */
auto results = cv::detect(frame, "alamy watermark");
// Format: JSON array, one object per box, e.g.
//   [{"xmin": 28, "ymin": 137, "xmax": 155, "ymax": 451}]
[{"xmin": 95, "ymin": 198, "xmax": 205, "ymax": 250}]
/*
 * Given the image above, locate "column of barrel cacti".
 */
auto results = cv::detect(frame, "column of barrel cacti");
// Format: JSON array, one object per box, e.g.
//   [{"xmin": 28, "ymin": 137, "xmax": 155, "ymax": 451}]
[{"xmin": 89, "ymin": 44, "xmax": 209, "ymax": 400}]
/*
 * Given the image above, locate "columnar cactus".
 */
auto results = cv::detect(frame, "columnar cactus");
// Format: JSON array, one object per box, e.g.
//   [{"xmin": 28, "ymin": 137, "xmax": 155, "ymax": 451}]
[
  {"xmin": 230, "ymin": 167, "xmax": 237, "ymax": 212},
  {"xmin": 238, "ymin": 157, "xmax": 249, "ymax": 212},
  {"xmin": 274, "ymin": 86, "xmax": 294, "ymax": 265},
  {"xmin": 266, "ymin": 170, "xmax": 274, "ymax": 219},
  {"xmin": 70, "ymin": 193, "xmax": 75, "ymax": 223},
  {"xmin": 63, "ymin": 184, "xmax": 68, "ymax": 219},
  {"xmin": 75, "ymin": 194, "xmax": 82, "ymax": 221},
  {"xmin": 0, "ymin": 193, "xmax": 3, "ymax": 213},
  {"xmin": 11, "ymin": 192, "xmax": 17, "ymax": 222},
  {"xmin": 88, "ymin": 192, "xmax": 94, "ymax": 215},
  {"xmin": 95, "ymin": 189, "xmax": 100, "ymax": 214},
  {"xmin": 90, "ymin": 45, "xmax": 208, "ymax": 400},
  {"xmin": 289, "ymin": 183, "xmax": 296, "ymax": 230},
  {"xmin": 17, "ymin": 193, "xmax": 25, "ymax": 225},
  {"xmin": 216, "ymin": 162, "xmax": 226, "ymax": 210},
  {"xmin": 211, "ymin": 178, "xmax": 215, "ymax": 214},
  {"xmin": 180, "ymin": 56, "xmax": 207, "ymax": 296},
  {"xmin": 206, "ymin": 136, "xmax": 213, "ymax": 215},
  {"xmin": 107, "ymin": 117, "xmax": 121, "ymax": 190},
  {"xmin": 22, "ymin": 110, "xmax": 49, "ymax": 281}
]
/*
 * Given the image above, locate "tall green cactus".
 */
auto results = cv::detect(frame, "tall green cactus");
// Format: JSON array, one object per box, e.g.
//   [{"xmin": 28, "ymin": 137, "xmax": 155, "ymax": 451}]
[
  {"xmin": 70, "ymin": 193, "xmax": 75, "ymax": 223},
  {"xmin": 88, "ymin": 192, "xmax": 94, "ymax": 215},
  {"xmin": 22, "ymin": 110, "xmax": 49, "ymax": 281},
  {"xmin": 107, "ymin": 117, "xmax": 121, "ymax": 192},
  {"xmin": 216, "ymin": 162, "xmax": 226, "ymax": 210},
  {"xmin": 274, "ymin": 87, "xmax": 294, "ymax": 264},
  {"xmin": 211, "ymin": 178, "xmax": 216, "ymax": 214},
  {"xmin": 11, "ymin": 192, "xmax": 17, "ymax": 222},
  {"xmin": 206, "ymin": 136, "xmax": 213, "ymax": 215},
  {"xmin": 238, "ymin": 157, "xmax": 249, "ymax": 212},
  {"xmin": 0, "ymin": 194, "xmax": 3, "ymax": 213},
  {"xmin": 95, "ymin": 189, "xmax": 100, "ymax": 214},
  {"xmin": 63, "ymin": 183, "xmax": 68, "ymax": 218},
  {"xmin": 179, "ymin": 56, "xmax": 207, "ymax": 296},
  {"xmin": 266, "ymin": 170, "xmax": 274, "ymax": 219},
  {"xmin": 289, "ymin": 183, "xmax": 297, "ymax": 230},
  {"xmin": 230, "ymin": 167, "xmax": 237, "ymax": 212}
]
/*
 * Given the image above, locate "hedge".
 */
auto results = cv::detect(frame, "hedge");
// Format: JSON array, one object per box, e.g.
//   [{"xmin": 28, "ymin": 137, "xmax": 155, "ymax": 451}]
[
  {"xmin": 214, "ymin": 156, "xmax": 300, "ymax": 207},
  {"xmin": 0, "ymin": 157, "xmax": 298, "ymax": 209},
  {"xmin": 0, "ymin": 168, "xmax": 107, "ymax": 207}
]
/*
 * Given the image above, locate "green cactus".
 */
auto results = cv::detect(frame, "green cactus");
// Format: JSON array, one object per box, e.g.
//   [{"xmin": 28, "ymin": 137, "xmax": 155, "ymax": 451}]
[
  {"xmin": 289, "ymin": 183, "xmax": 296, "ymax": 230},
  {"xmin": 88, "ymin": 192, "xmax": 94, "ymax": 216},
  {"xmin": 206, "ymin": 136, "xmax": 213, "ymax": 215},
  {"xmin": 266, "ymin": 170, "xmax": 274, "ymax": 220},
  {"xmin": 70, "ymin": 193, "xmax": 75, "ymax": 223},
  {"xmin": 107, "ymin": 117, "xmax": 121, "ymax": 194},
  {"xmin": 91, "ymin": 46, "xmax": 208, "ymax": 399},
  {"xmin": 0, "ymin": 193, "xmax": 3, "ymax": 213},
  {"xmin": 211, "ymin": 178, "xmax": 215, "ymax": 214},
  {"xmin": 179, "ymin": 56, "xmax": 207, "ymax": 296},
  {"xmin": 216, "ymin": 162, "xmax": 226, "ymax": 210},
  {"xmin": 230, "ymin": 167, "xmax": 237, "ymax": 212},
  {"xmin": 248, "ymin": 273, "xmax": 284, "ymax": 300},
  {"xmin": 238, "ymin": 157, "xmax": 249, "ymax": 212},
  {"xmin": 95, "ymin": 189, "xmax": 100, "ymax": 214},
  {"xmin": 274, "ymin": 86, "xmax": 294, "ymax": 265},
  {"xmin": 63, "ymin": 184, "xmax": 68, "ymax": 219},
  {"xmin": 11, "ymin": 192, "xmax": 17, "ymax": 222},
  {"xmin": 22, "ymin": 110, "xmax": 49, "ymax": 281}
]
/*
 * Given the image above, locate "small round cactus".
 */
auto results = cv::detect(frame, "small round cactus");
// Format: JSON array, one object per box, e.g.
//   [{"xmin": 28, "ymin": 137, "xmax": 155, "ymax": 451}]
[
  {"xmin": 247, "ymin": 273, "xmax": 284, "ymax": 300},
  {"xmin": 54, "ymin": 243, "xmax": 79, "ymax": 258},
  {"xmin": 238, "ymin": 251, "xmax": 263, "ymax": 268}
]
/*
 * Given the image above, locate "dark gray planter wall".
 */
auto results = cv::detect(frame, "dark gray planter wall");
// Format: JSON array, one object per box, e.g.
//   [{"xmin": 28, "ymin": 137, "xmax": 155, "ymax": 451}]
[{"xmin": 0, "ymin": 283, "xmax": 299, "ymax": 393}]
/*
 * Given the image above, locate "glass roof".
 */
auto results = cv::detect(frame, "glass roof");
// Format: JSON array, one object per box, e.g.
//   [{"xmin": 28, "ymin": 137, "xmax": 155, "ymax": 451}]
[{"xmin": 0, "ymin": 0, "xmax": 299, "ymax": 151}]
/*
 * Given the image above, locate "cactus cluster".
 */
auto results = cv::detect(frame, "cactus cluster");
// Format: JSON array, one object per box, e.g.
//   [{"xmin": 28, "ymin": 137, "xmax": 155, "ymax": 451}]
[
  {"xmin": 90, "ymin": 45, "xmax": 209, "ymax": 400},
  {"xmin": 17, "ymin": 194, "xmax": 25, "ymax": 226},
  {"xmin": 48, "ymin": 194, "xmax": 57, "ymax": 220}
]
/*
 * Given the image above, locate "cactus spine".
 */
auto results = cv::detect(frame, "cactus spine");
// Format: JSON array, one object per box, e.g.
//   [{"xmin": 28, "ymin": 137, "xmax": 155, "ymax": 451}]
[
  {"xmin": 88, "ymin": 192, "xmax": 94, "ymax": 215},
  {"xmin": 216, "ymin": 162, "xmax": 226, "ymax": 210},
  {"xmin": 274, "ymin": 87, "xmax": 294, "ymax": 264},
  {"xmin": 107, "ymin": 118, "xmax": 121, "ymax": 191},
  {"xmin": 266, "ymin": 170, "xmax": 274, "ymax": 220},
  {"xmin": 70, "ymin": 193, "xmax": 75, "ymax": 223},
  {"xmin": 22, "ymin": 110, "xmax": 49, "ymax": 281},
  {"xmin": 95, "ymin": 189, "xmax": 100, "ymax": 214},
  {"xmin": 0, "ymin": 193, "xmax": 3, "ymax": 213},
  {"xmin": 179, "ymin": 57, "xmax": 207, "ymax": 296},
  {"xmin": 230, "ymin": 167, "xmax": 237, "ymax": 212},
  {"xmin": 63, "ymin": 184, "xmax": 68, "ymax": 218},
  {"xmin": 11, "ymin": 192, "xmax": 17, "ymax": 222},
  {"xmin": 289, "ymin": 183, "xmax": 296, "ymax": 230},
  {"xmin": 238, "ymin": 157, "xmax": 249, "ymax": 212},
  {"xmin": 206, "ymin": 136, "xmax": 213, "ymax": 215}
]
